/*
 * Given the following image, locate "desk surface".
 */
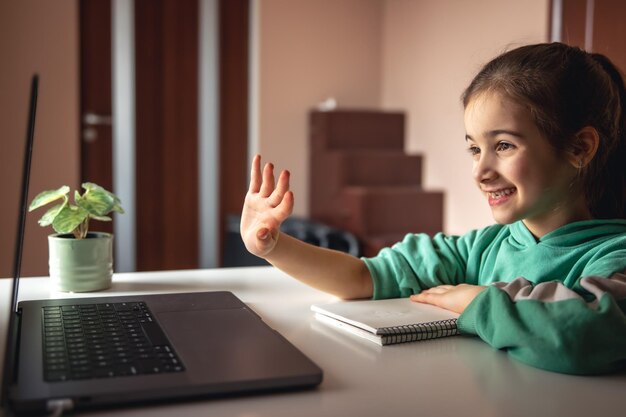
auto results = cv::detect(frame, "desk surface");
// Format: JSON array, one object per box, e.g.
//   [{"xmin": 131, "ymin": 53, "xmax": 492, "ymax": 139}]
[{"xmin": 2, "ymin": 266, "xmax": 626, "ymax": 417}]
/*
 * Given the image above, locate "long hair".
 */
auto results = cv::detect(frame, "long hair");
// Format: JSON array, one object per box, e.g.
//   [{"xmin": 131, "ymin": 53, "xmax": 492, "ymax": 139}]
[{"xmin": 462, "ymin": 42, "xmax": 626, "ymax": 219}]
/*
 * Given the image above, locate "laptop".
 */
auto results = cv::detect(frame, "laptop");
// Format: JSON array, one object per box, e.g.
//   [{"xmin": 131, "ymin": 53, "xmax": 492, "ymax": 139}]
[{"xmin": 1, "ymin": 75, "xmax": 322, "ymax": 415}]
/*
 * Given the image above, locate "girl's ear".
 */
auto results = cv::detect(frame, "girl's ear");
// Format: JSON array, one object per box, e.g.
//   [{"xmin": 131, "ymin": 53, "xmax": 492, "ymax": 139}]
[{"xmin": 566, "ymin": 126, "xmax": 600, "ymax": 168}]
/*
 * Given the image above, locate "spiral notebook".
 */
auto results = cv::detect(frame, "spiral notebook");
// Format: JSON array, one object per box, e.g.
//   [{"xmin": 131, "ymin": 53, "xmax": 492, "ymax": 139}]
[{"xmin": 311, "ymin": 298, "xmax": 460, "ymax": 346}]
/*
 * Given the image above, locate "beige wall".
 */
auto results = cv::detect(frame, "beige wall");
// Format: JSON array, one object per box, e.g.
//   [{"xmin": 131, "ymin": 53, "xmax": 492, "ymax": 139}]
[
  {"xmin": 381, "ymin": 0, "xmax": 549, "ymax": 234},
  {"xmin": 0, "ymin": 0, "xmax": 550, "ymax": 278},
  {"xmin": 258, "ymin": 0, "xmax": 549, "ymax": 235},
  {"xmin": 0, "ymin": 0, "xmax": 80, "ymax": 278},
  {"xmin": 257, "ymin": 0, "xmax": 384, "ymax": 216}
]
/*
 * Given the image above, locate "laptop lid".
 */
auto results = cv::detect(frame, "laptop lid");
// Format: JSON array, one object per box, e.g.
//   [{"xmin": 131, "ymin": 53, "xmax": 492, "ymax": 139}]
[{"xmin": 1, "ymin": 74, "xmax": 38, "ymax": 408}]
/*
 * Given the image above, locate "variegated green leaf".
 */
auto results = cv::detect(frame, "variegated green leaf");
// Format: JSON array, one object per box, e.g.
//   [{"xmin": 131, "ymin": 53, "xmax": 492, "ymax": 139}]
[
  {"xmin": 111, "ymin": 203, "xmax": 125, "ymax": 214},
  {"xmin": 77, "ymin": 189, "xmax": 115, "ymax": 216},
  {"xmin": 30, "ymin": 182, "xmax": 123, "ymax": 235},
  {"xmin": 81, "ymin": 182, "xmax": 100, "ymax": 191},
  {"xmin": 83, "ymin": 182, "xmax": 122, "ymax": 204},
  {"xmin": 28, "ymin": 186, "xmax": 70, "ymax": 211},
  {"xmin": 89, "ymin": 214, "xmax": 112, "ymax": 222},
  {"xmin": 38, "ymin": 200, "xmax": 68, "ymax": 227},
  {"xmin": 51, "ymin": 205, "xmax": 88, "ymax": 234}
]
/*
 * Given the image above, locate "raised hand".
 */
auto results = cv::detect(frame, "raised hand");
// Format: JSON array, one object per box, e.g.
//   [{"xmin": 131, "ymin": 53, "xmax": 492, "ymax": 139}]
[{"xmin": 240, "ymin": 155, "xmax": 294, "ymax": 258}]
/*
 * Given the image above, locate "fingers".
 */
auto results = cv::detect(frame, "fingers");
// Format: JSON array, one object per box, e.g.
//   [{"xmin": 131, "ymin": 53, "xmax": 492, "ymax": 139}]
[
  {"xmin": 249, "ymin": 155, "xmax": 292, "ymax": 205},
  {"xmin": 422, "ymin": 285, "xmax": 453, "ymax": 295},
  {"xmin": 274, "ymin": 190, "xmax": 294, "ymax": 220},
  {"xmin": 259, "ymin": 162, "xmax": 276, "ymax": 198},
  {"xmin": 252, "ymin": 226, "xmax": 276, "ymax": 256},
  {"xmin": 409, "ymin": 285, "xmax": 452, "ymax": 304},
  {"xmin": 248, "ymin": 154, "xmax": 277, "ymax": 197},
  {"xmin": 249, "ymin": 154, "xmax": 262, "ymax": 193},
  {"xmin": 256, "ymin": 227, "xmax": 271, "ymax": 241},
  {"xmin": 410, "ymin": 291, "xmax": 444, "ymax": 309},
  {"xmin": 267, "ymin": 170, "xmax": 290, "ymax": 207}
]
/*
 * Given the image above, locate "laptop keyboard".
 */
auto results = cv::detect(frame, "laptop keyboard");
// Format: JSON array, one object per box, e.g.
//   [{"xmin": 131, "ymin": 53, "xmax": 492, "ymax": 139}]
[{"xmin": 42, "ymin": 302, "xmax": 185, "ymax": 382}]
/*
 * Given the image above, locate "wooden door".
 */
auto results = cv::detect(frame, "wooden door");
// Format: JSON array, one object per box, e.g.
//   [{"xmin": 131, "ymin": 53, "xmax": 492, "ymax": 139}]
[
  {"xmin": 134, "ymin": 0, "xmax": 200, "ymax": 270},
  {"xmin": 79, "ymin": 0, "xmax": 249, "ymax": 270},
  {"xmin": 218, "ymin": 0, "xmax": 249, "ymax": 265},
  {"xmin": 591, "ymin": 0, "xmax": 626, "ymax": 72},
  {"xmin": 560, "ymin": 0, "xmax": 626, "ymax": 72},
  {"xmin": 80, "ymin": 0, "xmax": 113, "ymax": 235}
]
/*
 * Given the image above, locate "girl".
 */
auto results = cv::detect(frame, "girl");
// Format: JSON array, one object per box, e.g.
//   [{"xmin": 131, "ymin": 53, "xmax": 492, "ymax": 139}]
[{"xmin": 240, "ymin": 43, "xmax": 626, "ymax": 375}]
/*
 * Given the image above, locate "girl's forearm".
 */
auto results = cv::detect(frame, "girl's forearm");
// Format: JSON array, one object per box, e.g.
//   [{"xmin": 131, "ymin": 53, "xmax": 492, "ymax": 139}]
[{"xmin": 264, "ymin": 232, "xmax": 373, "ymax": 299}]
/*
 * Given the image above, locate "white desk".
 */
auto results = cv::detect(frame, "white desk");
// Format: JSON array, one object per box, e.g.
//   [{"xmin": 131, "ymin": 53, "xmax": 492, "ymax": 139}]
[{"xmin": 2, "ymin": 266, "xmax": 626, "ymax": 417}]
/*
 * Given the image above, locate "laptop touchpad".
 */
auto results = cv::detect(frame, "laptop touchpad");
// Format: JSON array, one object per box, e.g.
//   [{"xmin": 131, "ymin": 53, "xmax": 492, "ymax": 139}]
[{"xmin": 157, "ymin": 308, "xmax": 311, "ymax": 383}]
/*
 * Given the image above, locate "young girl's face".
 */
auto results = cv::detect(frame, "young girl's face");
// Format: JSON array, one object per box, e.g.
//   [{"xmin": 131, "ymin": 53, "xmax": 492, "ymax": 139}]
[{"xmin": 464, "ymin": 91, "xmax": 590, "ymax": 237}]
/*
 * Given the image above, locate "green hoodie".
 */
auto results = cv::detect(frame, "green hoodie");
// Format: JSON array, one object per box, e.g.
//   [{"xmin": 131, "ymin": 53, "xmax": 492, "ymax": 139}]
[{"xmin": 363, "ymin": 219, "xmax": 626, "ymax": 374}]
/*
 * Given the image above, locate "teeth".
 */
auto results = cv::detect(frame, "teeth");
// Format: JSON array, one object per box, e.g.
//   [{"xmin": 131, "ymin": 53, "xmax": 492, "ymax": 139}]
[{"xmin": 489, "ymin": 188, "xmax": 515, "ymax": 198}]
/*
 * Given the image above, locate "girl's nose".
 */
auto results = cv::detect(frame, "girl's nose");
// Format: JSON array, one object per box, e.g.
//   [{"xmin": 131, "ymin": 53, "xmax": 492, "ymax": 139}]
[{"xmin": 473, "ymin": 154, "xmax": 497, "ymax": 184}]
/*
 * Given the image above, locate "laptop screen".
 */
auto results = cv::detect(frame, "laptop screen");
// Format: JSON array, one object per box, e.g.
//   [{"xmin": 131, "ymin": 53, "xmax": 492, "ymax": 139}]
[{"xmin": 1, "ymin": 74, "xmax": 38, "ymax": 406}]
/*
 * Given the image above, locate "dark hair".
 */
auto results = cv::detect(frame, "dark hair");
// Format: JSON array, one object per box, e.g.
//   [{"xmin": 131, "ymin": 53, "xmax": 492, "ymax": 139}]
[{"xmin": 462, "ymin": 42, "xmax": 626, "ymax": 219}]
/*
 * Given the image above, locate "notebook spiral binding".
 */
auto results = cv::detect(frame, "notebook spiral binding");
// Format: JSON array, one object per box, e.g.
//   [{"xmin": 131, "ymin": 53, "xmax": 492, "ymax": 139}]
[{"xmin": 378, "ymin": 319, "xmax": 459, "ymax": 345}]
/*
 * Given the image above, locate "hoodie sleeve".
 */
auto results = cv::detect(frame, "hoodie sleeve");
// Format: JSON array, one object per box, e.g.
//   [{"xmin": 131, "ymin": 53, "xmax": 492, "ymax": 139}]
[
  {"xmin": 362, "ymin": 230, "xmax": 482, "ymax": 299},
  {"xmin": 457, "ymin": 271, "xmax": 626, "ymax": 375}
]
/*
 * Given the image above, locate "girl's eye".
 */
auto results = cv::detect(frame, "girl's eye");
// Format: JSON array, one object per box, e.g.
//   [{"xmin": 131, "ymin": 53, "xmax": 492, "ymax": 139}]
[
  {"xmin": 496, "ymin": 142, "xmax": 515, "ymax": 152},
  {"xmin": 466, "ymin": 145, "xmax": 480, "ymax": 156}
]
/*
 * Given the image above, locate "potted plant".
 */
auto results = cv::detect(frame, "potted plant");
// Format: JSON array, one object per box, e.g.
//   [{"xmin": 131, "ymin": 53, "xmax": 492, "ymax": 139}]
[{"xmin": 29, "ymin": 182, "xmax": 124, "ymax": 292}]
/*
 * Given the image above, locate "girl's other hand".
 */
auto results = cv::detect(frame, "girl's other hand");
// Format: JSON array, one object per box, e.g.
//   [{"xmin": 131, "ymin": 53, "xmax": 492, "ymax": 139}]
[
  {"xmin": 240, "ymin": 155, "xmax": 294, "ymax": 258},
  {"xmin": 410, "ymin": 284, "xmax": 487, "ymax": 314}
]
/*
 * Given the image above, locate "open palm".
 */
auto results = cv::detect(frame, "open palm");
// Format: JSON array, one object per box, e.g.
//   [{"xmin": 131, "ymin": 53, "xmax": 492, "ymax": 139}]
[{"xmin": 240, "ymin": 155, "xmax": 294, "ymax": 258}]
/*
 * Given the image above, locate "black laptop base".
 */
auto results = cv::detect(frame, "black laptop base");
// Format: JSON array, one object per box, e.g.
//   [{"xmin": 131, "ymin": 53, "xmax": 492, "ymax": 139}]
[{"xmin": 8, "ymin": 291, "xmax": 322, "ymax": 415}]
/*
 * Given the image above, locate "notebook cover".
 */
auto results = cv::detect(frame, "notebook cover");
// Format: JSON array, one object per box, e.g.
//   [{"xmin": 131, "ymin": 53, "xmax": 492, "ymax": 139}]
[{"xmin": 311, "ymin": 298, "xmax": 459, "ymax": 335}]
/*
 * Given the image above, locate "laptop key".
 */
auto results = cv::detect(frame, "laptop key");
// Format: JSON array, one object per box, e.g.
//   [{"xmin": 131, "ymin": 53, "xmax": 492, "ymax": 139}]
[
  {"xmin": 114, "ymin": 302, "xmax": 138, "ymax": 311},
  {"xmin": 94, "ymin": 368, "xmax": 116, "ymax": 378},
  {"xmin": 72, "ymin": 371, "xmax": 95, "ymax": 380},
  {"xmin": 135, "ymin": 359, "xmax": 162, "ymax": 374},
  {"xmin": 114, "ymin": 365, "xmax": 134, "ymax": 376},
  {"xmin": 45, "ymin": 372, "xmax": 69, "ymax": 382}
]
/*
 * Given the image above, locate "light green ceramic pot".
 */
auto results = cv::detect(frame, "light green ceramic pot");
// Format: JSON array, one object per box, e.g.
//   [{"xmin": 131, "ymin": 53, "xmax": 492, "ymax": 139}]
[{"xmin": 48, "ymin": 232, "xmax": 113, "ymax": 292}]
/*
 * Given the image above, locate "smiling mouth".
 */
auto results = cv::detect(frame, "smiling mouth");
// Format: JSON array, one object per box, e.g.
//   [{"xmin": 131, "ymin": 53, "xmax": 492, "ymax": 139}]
[
  {"xmin": 487, "ymin": 188, "xmax": 516, "ymax": 198},
  {"xmin": 486, "ymin": 187, "xmax": 516, "ymax": 205}
]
